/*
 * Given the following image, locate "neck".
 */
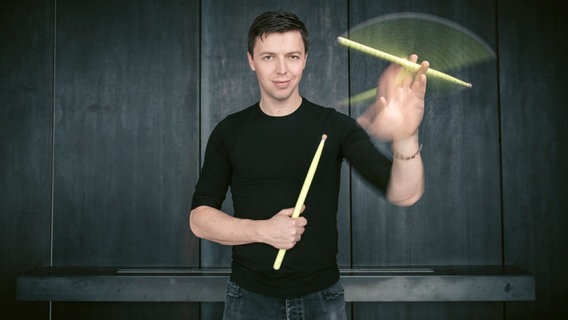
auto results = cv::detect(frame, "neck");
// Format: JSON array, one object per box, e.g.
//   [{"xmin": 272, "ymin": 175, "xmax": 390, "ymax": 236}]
[{"xmin": 259, "ymin": 95, "xmax": 302, "ymax": 117}]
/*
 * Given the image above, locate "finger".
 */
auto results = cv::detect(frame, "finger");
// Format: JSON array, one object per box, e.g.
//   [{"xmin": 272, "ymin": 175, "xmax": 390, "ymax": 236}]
[
  {"xmin": 280, "ymin": 205, "xmax": 306, "ymax": 217},
  {"xmin": 357, "ymin": 103, "xmax": 379, "ymax": 129},
  {"xmin": 377, "ymin": 96, "xmax": 388, "ymax": 109},
  {"xmin": 416, "ymin": 60, "xmax": 429, "ymax": 81},
  {"xmin": 378, "ymin": 62, "xmax": 402, "ymax": 96},
  {"xmin": 296, "ymin": 216, "xmax": 307, "ymax": 227},
  {"xmin": 401, "ymin": 54, "xmax": 419, "ymax": 88},
  {"xmin": 408, "ymin": 54, "xmax": 419, "ymax": 64},
  {"xmin": 363, "ymin": 98, "xmax": 387, "ymax": 127},
  {"xmin": 413, "ymin": 74, "xmax": 427, "ymax": 97},
  {"xmin": 356, "ymin": 115, "xmax": 370, "ymax": 130},
  {"xmin": 419, "ymin": 59, "xmax": 429, "ymax": 74},
  {"xmin": 357, "ymin": 98, "xmax": 386, "ymax": 130},
  {"xmin": 279, "ymin": 208, "xmax": 294, "ymax": 217},
  {"xmin": 412, "ymin": 61, "xmax": 429, "ymax": 94}
]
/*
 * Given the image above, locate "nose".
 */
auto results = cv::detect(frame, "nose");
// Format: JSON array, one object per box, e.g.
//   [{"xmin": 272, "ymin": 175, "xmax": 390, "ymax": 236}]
[{"xmin": 276, "ymin": 58, "xmax": 287, "ymax": 74}]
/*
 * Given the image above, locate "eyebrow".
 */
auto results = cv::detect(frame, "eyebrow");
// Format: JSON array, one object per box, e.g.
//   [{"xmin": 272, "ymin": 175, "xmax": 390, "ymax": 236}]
[{"xmin": 258, "ymin": 51, "xmax": 304, "ymax": 56}]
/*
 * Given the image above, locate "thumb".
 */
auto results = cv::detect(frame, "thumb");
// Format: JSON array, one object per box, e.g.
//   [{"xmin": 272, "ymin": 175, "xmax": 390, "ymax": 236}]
[{"xmin": 280, "ymin": 205, "xmax": 305, "ymax": 218}]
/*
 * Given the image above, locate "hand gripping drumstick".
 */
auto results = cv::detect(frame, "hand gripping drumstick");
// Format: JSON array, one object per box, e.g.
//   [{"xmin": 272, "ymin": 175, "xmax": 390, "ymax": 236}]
[{"xmin": 273, "ymin": 134, "xmax": 328, "ymax": 270}]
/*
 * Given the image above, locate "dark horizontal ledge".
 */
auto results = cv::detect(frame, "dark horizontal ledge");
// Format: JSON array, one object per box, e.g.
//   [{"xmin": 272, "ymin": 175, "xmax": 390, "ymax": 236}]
[{"xmin": 17, "ymin": 266, "xmax": 534, "ymax": 302}]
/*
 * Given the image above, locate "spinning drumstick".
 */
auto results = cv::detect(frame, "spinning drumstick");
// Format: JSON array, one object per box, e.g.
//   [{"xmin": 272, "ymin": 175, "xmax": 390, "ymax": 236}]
[
  {"xmin": 273, "ymin": 134, "xmax": 328, "ymax": 270},
  {"xmin": 337, "ymin": 36, "xmax": 472, "ymax": 88}
]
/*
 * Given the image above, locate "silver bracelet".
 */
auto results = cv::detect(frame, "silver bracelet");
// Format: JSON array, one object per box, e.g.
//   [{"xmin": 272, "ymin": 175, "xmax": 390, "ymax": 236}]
[{"xmin": 392, "ymin": 144, "xmax": 423, "ymax": 160}]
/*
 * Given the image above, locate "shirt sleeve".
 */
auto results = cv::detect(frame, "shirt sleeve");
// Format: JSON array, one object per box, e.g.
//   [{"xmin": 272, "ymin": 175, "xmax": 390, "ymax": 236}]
[{"xmin": 191, "ymin": 122, "xmax": 233, "ymax": 210}]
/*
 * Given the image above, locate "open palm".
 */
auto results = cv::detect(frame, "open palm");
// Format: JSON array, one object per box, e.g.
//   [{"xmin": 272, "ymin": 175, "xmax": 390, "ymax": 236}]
[{"xmin": 357, "ymin": 55, "xmax": 429, "ymax": 142}]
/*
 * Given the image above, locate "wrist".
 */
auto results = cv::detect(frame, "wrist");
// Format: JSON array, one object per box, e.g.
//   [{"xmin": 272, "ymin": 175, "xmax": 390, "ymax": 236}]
[
  {"xmin": 391, "ymin": 135, "xmax": 421, "ymax": 160},
  {"xmin": 240, "ymin": 218, "xmax": 262, "ymax": 244}
]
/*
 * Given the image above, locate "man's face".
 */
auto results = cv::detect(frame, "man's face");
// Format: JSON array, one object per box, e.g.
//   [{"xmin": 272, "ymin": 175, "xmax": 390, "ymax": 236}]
[{"xmin": 247, "ymin": 31, "xmax": 307, "ymax": 106}]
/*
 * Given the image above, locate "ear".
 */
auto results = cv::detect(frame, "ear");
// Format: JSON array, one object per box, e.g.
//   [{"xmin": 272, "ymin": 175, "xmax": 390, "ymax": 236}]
[{"xmin": 247, "ymin": 52, "xmax": 256, "ymax": 71}]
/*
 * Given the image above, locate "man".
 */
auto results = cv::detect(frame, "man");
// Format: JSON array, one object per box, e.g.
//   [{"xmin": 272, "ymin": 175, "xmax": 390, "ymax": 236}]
[{"xmin": 190, "ymin": 11, "xmax": 428, "ymax": 320}]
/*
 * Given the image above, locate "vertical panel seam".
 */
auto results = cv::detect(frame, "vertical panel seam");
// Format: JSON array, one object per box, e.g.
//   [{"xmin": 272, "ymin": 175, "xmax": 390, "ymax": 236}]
[
  {"xmin": 197, "ymin": 1, "xmax": 203, "ymax": 318},
  {"xmin": 346, "ymin": 0, "xmax": 353, "ymax": 270},
  {"xmin": 494, "ymin": 0, "xmax": 505, "ymax": 269},
  {"xmin": 346, "ymin": 3, "xmax": 354, "ymax": 320},
  {"xmin": 49, "ymin": 0, "xmax": 57, "ymax": 319},
  {"xmin": 197, "ymin": 0, "xmax": 203, "ymax": 271},
  {"xmin": 495, "ymin": 1, "xmax": 507, "ymax": 319},
  {"xmin": 49, "ymin": 0, "xmax": 57, "ymax": 269}
]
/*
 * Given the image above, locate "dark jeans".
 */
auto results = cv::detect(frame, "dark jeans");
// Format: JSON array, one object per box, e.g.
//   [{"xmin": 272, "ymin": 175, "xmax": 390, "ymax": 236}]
[{"xmin": 223, "ymin": 280, "xmax": 347, "ymax": 320}]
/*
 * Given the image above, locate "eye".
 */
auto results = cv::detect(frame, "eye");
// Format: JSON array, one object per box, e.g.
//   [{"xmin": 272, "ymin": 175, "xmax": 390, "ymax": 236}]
[{"xmin": 262, "ymin": 55, "xmax": 273, "ymax": 61}]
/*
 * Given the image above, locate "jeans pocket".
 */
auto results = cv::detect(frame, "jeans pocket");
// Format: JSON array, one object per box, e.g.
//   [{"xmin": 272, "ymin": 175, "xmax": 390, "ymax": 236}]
[
  {"xmin": 322, "ymin": 281, "xmax": 345, "ymax": 301},
  {"xmin": 226, "ymin": 280, "xmax": 244, "ymax": 298}
]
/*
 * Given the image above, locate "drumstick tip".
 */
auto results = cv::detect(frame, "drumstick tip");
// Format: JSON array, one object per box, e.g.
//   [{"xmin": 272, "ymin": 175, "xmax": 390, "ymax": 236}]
[{"xmin": 322, "ymin": 134, "xmax": 328, "ymax": 141}]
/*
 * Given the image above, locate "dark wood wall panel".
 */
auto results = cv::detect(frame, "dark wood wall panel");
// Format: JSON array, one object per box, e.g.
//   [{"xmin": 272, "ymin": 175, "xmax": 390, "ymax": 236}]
[
  {"xmin": 50, "ymin": 0, "xmax": 200, "ymax": 318},
  {"xmin": 0, "ymin": 1, "xmax": 54, "ymax": 319},
  {"xmin": 499, "ymin": 0, "xmax": 568, "ymax": 318},
  {"xmin": 52, "ymin": 0, "xmax": 200, "ymax": 267}
]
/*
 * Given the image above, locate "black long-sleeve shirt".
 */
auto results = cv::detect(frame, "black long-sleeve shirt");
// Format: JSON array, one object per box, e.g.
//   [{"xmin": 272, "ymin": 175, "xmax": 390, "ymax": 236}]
[{"xmin": 191, "ymin": 98, "xmax": 391, "ymax": 298}]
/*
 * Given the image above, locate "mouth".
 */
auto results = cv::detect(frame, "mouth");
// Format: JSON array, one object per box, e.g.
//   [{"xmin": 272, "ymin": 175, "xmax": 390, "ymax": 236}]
[{"xmin": 273, "ymin": 80, "xmax": 291, "ymax": 88}]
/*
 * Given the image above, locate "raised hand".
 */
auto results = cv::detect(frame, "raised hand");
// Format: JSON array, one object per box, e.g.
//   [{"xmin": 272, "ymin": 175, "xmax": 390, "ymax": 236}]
[{"xmin": 357, "ymin": 55, "xmax": 429, "ymax": 142}]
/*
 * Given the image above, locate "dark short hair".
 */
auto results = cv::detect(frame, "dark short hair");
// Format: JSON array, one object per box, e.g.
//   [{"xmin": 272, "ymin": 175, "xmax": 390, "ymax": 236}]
[{"xmin": 247, "ymin": 11, "xmax": 309, "ymax": 56}]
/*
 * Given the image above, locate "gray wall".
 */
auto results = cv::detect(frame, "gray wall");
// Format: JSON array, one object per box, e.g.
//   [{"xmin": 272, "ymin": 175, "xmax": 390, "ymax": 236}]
[
  {"xmin": 1, "ymin": 0, "xmax": 566, "ymax": 319},
  {"xmin": 499, "ymin": 0, "xmax": 568, "ymax": 318}
]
